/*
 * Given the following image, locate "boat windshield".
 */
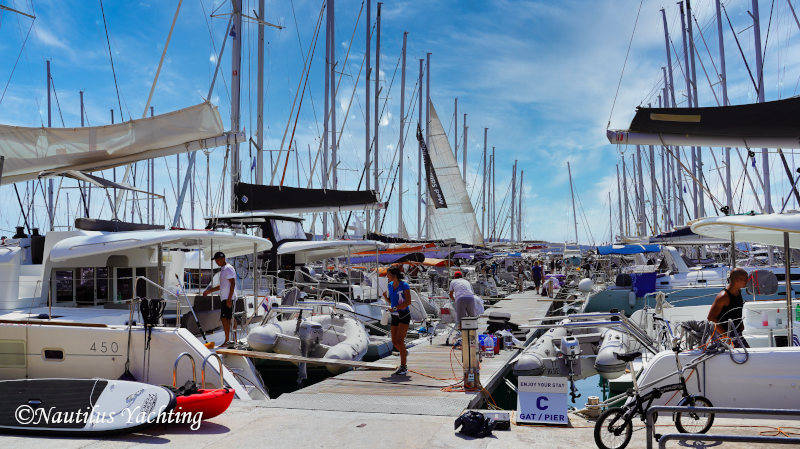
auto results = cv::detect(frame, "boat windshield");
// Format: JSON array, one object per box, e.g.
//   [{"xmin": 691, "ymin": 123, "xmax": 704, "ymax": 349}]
[{"xmin": 271, "ymin": 219, "xmax": 306, "ymax": 242}]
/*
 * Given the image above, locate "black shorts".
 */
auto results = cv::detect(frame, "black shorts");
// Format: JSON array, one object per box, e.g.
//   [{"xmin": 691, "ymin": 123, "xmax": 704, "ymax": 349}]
[
  {"xmin": 220, "ymin": 299, "xmax": 233, "ymax": 320},
  {"xmin": 391, "ymin": 308, "xmax": 411, "ymax": 326}
]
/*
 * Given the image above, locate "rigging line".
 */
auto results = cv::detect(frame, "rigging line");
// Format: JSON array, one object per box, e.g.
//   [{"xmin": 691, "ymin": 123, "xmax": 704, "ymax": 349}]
[
  {"xmin": 288, "ymin": 0, "xmax": 364, "ymax": 187},
  {"xmin": 722, "ymin": 2, "xmax": 759, "ymax": 95},
  {"xmin": 142, "ymin": 0, "xmax": 182, "ymax": 118},
  {"xmin": 269, "ymin": 1, "xmax": 324, "ymax": 184},
  {"xmin": 48, "ymin": 75, "xmax": 66, "ymax": 126},
  {"xmin": 0, "ymin": 15, "xmax": 34, "ymax": 106},
  {"xmin": 789, "ymin": 0, "xmax": 800, "ymax": 34},
  {"xmin": 199, "ymin": 0, "xmax": 231, "ymax": 105},
  {"xmin": 98, "ymin": 0, "xmax": 125, "ymax": 121},
  {"xmin": 289, "ymin": 0, "xmax": 322, "ymax": 135},
  {"xmin": 606, "ymin": 0, "xmax": 644, "ymax": 130},
  {"xmin": 761, "ymin": 0, "xmax": 776, "ymax": 74}
]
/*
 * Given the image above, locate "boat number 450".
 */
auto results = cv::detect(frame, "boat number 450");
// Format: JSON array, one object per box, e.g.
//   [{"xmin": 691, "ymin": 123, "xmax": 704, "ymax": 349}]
[{"xmin": 89, "ymin": 341, "xmax": 120, "ymax": 354}]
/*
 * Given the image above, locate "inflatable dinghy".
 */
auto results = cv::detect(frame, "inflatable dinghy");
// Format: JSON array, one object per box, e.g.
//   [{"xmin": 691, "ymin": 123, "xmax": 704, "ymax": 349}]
[{"xmin": 0, "ymin": 378, "xmax": 174, "ymax": 434}]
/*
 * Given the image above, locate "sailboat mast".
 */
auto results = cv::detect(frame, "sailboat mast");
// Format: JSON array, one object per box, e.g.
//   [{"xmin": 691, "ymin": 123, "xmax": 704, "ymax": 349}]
[
  {"xmin": 374, "ymin": 2, "xmax": 382, "ymax": 233},
  {"xmin": 462, "ymin": 114, "xmax": 467, "ymax": 185},
  {"xmin": 482, "ymin": 128, "xmax": 487, "ymax": 240},
  {"xmin": 255, "ymin": 0, "xmax": 264, "ymax": 185},
  {"xmin": 417, "ymin": 58, "xmax": 423, "ymax": 239},
  {"xmin": 636, "ymin": 145, "xmax": 645, "ymax": 235},
  {"xmin": 398, "ymin": 31, "xmax": 407, "ymax": 235},
  {"xmin": 322, "ymin": 0, "xmax": 330, "ymax": 236},
  {"xmin": 567, "ymin": 161, "xmax": 577, "ymax": 244},
  {"xmin": 491, "ymin": 146, "xmax": 496, "ymax": 241},
  {"xmin": 510, "ymin": 161, "xmax": 516, "ymax": 242},
  {"xmin": 453, "ymin": 98, "xmax": 458, "ymax": 162},
  {"xmin": 330, "ymin": 0, "xmax": 336, "ymax": 194},
  {"xmin": 622, "ymin": 156, "xmax": 630, "ymax": 235},
  {"xmin": 518, "ymin": 169, "xmax": 523, "ymax": 240},
  {"xmin": 425, "ymin": 52, "xmax": 431, "ymax": 239},
  {"xmin": 616, "ymin": 163, "xmax": 623, "ymax": 240},
  {"xmin": 678, "ymin": 2, "xmax": 697, "ymax": 219},
  {"xmin": 715, "ymin": 0, "xmax": 732, "ymax": 212},
  {"xmin": 687, "ymin": 0, "xmax": 704, "ymax": 219},
  {"xmin": 751, "ymin": 0, "xmax": 770, "ymax": 213},
  {"xmin": 46, "ymin": 60, "xmax": 55, "ymax": 230},
  {"xmin": 365, "ymin": 0, "xmax": 371, "ymax": 233},
  {"xmin": 230, "ymin": 0, "xmax": 242, "ymax": 210}
]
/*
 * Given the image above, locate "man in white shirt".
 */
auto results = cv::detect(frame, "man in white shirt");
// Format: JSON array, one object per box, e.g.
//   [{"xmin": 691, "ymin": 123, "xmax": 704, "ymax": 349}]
[
  {"xmin": 203, "ymin": 251, "xmax": 237, "ymax": 346},
  {"xmin": 449, "ymin": 271, "xmax": 477, "ymax": 328}
]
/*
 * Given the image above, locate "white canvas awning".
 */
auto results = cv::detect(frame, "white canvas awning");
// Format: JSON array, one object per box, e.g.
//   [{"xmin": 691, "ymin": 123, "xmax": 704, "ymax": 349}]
[
  {"xmin": 49, "ymin": 230, "xmax": 272, "ymax": 262},
  {"xmin": 690, "ymin": 213, "xmax": 800, "ymax": 248},
  {"xmin": 0, "ymin": 102, "xmax": 236, "ymax": 184},
  {"xmin": 277, "ymin": 240, "xmax": 386, "ymax": 264},
  {"xmin": 606, "ymin": 129, "xmax": 800, "ymax": 149}
]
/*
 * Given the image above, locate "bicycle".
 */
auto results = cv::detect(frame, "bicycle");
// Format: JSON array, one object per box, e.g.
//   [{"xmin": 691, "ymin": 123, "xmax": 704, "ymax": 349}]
[{"xmin": 593, "ymin": 338, "xmax": 714, "ymax": 449}]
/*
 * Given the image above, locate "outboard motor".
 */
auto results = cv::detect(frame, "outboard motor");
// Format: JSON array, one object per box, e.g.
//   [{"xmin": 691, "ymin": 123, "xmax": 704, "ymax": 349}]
[
  {"xmin": 559, "ymin": 335, "xmax": 581, "ymax": 402},
  {"xmin": 297, "ymin": 320, "xmax": 323, "ymax": 384}
]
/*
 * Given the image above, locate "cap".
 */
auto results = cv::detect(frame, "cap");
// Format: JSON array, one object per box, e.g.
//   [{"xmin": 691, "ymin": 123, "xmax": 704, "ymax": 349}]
[
  {"xmin": 212, "ymin": 251, "xmax": 226, "ymax": 260},
  {"xmin": 453, "ymin": 271, "xmax": 463, "ymax": 278}
]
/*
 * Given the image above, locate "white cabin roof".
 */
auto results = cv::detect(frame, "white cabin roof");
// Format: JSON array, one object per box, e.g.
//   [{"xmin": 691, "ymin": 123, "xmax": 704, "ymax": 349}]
[
  {"xmin": 691, "ymin": 213, "xmax": 800, "ymax": 248},
  {"xmin": 48, "ymin": 229, "xmax": 272, "ymax": 262},
  {"xmin": 277, "ymin": 239, "xmax": 386, "ymax": 264}
]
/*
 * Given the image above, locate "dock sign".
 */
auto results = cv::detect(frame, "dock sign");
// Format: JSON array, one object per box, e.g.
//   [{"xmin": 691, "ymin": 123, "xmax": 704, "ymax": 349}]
[{"xmin": 516, "ymin": 376, "xmax": 569, "ymax": 424}]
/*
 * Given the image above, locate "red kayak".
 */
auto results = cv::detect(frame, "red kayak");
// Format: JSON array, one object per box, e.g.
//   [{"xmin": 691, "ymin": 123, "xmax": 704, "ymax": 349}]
[{"xmin": 174, "ymin": 388, "xmax": 234, "ymax": 420}]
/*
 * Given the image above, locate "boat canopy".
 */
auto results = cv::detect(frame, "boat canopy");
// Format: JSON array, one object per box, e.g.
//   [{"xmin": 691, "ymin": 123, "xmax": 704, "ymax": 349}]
[
  {"xmin": 276, "ymin": 239, "xmax": 386, "ymax": 264},
  {"xmin": 597, "ymin": 244, "xmax": 661, "ymax": 255},
  {"xmin": 690, "ymin": 213, "xmax": 800, "ymax": 248},
  {"xmin": 233, "ymin": 182, "xmax": 383, "ymax": 214},
  {"xmin": 607, "ymin": 96, "xmax": 800, "ymax": 149},
  {"xmin": 0, "ymin": 102, "xmax": 231, "ymax": 184},
  {"xmin": 49, "ymin": 229, "xmax": 272, "ymax": 262}
]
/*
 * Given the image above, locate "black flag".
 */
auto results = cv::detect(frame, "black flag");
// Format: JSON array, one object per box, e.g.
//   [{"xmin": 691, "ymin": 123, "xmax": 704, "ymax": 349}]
[{"xmin": 417, "ymin": 124, "xmax": 447, "ymax": 208}]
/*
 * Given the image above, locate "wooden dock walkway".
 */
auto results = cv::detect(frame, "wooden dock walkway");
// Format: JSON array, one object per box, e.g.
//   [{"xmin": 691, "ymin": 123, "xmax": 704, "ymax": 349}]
[{"xmin": 259, "ymin": 290, "xmax": 551, "ymax": 416}]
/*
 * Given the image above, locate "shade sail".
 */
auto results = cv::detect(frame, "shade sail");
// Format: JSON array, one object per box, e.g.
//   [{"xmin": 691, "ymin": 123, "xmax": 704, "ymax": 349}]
[
  {"xmin": 233, "ymin": 182, "xmax": 383, "ymax": 214},
  {"xmin": 597, "ymin": 244, "xmax": 661, "ymax": 255},
  {"xmin": 607, "ymin": 96, "xmax": 800, "ymax": 148},
  {"xmin": 690, "ymin": 213, "xmax": 800, "ymax": 248},
  {"xmin": 0, "ymin": 102, "xmax": 228, "ymax": 185}
]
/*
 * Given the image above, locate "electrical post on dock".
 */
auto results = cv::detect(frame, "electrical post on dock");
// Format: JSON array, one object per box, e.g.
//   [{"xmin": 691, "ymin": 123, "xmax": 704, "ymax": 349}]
[{"xmin": 460, "ymin": 317, "xmax": 480, "ymax": 390}]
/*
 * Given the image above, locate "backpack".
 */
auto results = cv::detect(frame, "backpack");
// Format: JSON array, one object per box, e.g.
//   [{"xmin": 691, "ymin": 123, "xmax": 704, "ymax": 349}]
[{"xmin": 454, "ymin": 411, "xmax": 495, "ymax": 438}]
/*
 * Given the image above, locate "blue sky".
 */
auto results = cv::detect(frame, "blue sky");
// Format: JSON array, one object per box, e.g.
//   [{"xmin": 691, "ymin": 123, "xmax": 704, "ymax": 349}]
[{"xmin": 1, "ymin": 0, "xmax": 799, "ymax": 243}]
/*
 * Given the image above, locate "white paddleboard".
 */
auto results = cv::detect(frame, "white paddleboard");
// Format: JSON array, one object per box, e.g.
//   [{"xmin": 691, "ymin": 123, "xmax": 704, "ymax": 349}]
[{"xmin": 0, "ymin": 378, "xmax": 175, "ymax": 434}]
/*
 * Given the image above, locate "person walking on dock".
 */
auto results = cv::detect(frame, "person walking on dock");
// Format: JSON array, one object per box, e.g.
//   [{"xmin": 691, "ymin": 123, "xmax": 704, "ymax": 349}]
[
  {"xmin": 449, "ymin": 271, "xmax": 477, "ymax": 327},
  {"xmin": 707, "ymin": 267, "xmax": 749, "ymax": 347},
  {"xmin": 532, "ymin": 260, "xmax": 543, "ymax": 294},
  {"xmin": 203, "ymin": 251, "xmax": 237, "ymax": 347},
  {"xmin": 383, "ymin": 266, "xmax": 412, "ymax": 376}
]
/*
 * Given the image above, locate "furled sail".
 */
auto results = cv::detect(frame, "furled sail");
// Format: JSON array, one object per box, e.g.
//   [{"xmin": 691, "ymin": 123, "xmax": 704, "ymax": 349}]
[
  {"xmin": 233, "ymin": 182, "xmax": 383, "ymax": 213},
  {"xmin": 424, "ymin": 100, "xmax": 484, "ymax": 246},
  {"xmin": 0, "ymin": 102, "xmax": 231, "ymax": 184},
  {"xmin": 607, "ymin": 96, "xmax": 800, "ymax": 149}
]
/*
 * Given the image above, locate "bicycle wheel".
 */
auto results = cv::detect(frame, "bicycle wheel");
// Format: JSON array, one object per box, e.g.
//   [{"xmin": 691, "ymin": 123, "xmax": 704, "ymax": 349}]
[
  {"xmin": 594, "ymin": 407, "xmax": 633, "ymax": 449},
  {"xmin": 675, "ymin": 395, "xmax": 714, "ymax": 434}
]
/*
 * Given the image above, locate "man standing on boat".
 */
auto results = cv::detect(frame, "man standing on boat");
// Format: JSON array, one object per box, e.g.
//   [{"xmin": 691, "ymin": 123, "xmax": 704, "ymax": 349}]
[
  {"xmin": 203, "ymin": 251, "xmax": 237, "ymax": 346},
  {"xmin": 707, "ymin": 267, "xmax": 749, "ymax": 347}
]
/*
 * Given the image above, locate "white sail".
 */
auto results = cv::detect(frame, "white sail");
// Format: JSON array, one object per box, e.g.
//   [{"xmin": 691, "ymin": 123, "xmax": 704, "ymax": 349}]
[
  {"xmin": 425, "ymin": 100, "xmax": 484, "ymax": 246},
  {"xmin": 0, "ymin": 102, "xmax": 228, "ymax": 184}
]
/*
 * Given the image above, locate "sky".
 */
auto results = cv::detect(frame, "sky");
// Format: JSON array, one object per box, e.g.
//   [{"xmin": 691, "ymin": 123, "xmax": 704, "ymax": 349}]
[{"xmin": 1, "ymin": 0, "xmax": 799, "ymax": 244}]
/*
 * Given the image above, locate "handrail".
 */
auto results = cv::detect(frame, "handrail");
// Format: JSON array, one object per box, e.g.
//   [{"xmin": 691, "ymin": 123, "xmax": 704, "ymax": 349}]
[
  {"xmin": 201, "ymin": 352, "xmax": 225, "ymax": 389},
  {"xmin": 645, "ymin": 406, "xmax": 800, "ymax": 449},
  {"xmin": 173, "ymin": 351, "xmax": 197, "ymax": 387}
]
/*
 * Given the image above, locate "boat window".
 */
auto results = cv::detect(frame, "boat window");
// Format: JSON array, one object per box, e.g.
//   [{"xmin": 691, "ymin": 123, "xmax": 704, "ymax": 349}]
[
  {"xmin": 55, "ymin": 270, "xmax": 74, "ymax": 303},
  {"xmin": 271, "ymin": 219, "xmax": 306, "ymax": 242},
  {"xmin": 42, "ymin": 349, "xmax": 64, "ymax": 361},
  {"xmin": 116, "ymin": 268, "xmax": 134, "ymax": 302}
]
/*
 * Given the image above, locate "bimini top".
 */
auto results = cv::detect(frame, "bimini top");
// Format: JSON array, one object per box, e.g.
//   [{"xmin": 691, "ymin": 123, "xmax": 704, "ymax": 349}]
[
  {"xmin": 690, "ymin": 213, "xmax": 800, "ymax": 248},
  {"xmin": 277, "ymin": 239, "xmax": 386, "ymax": 264},
  {"xmin": 205, "ymin": 211, "xmax": 304, "ymax": 226},
  {"xmin": 49, "ymin": 229, "xmax": 272, "ymax": 262},
  {"xmin": 607, "ymin": 96, "xmax": 800, "ymax": 149},
  {"xmin": 597, "ymin": 244, "xmax": 661, "ymax": 255}
]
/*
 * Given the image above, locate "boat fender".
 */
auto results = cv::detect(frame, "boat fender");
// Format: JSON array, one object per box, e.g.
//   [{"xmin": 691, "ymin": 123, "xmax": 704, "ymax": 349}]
[{"xmin": 628, "ymin": 291, "xmax": 636, "ymax": 308}]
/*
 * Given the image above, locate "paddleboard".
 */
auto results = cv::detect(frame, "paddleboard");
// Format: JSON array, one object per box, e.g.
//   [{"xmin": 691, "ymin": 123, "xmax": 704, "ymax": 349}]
[{"xmin": 0, "ymin": 378, "xmax": 175, "ymax": 434}]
